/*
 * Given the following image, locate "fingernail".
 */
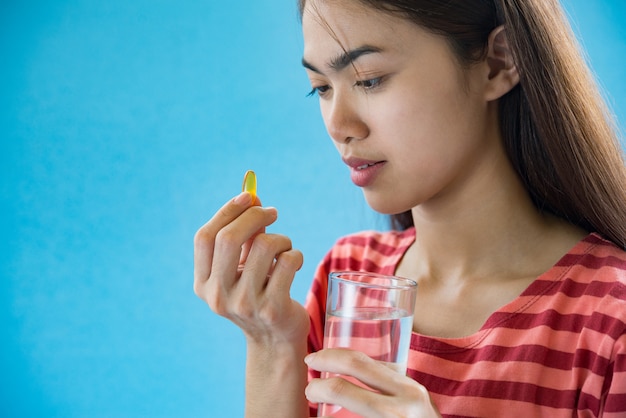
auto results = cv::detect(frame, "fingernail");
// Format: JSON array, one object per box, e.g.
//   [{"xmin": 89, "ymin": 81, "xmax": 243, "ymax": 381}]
[
  {"xmin": 233, "ymin": 192, "xmax": 251, "ymax": 205},
  {"xmin": 304, "ymin": 353, "xmax": 316, "ymax": 365}
]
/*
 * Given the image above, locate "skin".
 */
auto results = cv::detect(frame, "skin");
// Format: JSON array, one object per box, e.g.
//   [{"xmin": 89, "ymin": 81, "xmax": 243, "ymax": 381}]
[
  {"xmin": 194, "ymin": 0, "xmax": 587, "ymax": 416},
  {"xmin": 194, "ymin": 192, "xmax": 310, "ymax": 417}
]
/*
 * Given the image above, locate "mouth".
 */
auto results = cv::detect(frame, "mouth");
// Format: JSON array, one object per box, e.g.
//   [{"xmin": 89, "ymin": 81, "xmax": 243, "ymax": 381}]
[
  {"xmin": 342, "ymin": 156, "xmax": 387, "ymax": 187},
  {"xmin": 356, "ymin": 162, "xmax": 382, "ymax": 170},
  {"xmin": 343, "ymin": 157, "xmax": 386, "ymax": 170}
]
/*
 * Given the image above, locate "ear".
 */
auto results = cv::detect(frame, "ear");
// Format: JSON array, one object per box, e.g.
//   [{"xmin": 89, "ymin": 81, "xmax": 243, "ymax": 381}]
[{"xmin": 484, "ymin": 26, "xmax": 519, "ymax": 101}]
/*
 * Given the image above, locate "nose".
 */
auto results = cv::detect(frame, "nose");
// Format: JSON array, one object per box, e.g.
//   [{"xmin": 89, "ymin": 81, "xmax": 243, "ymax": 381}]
[{"xmin": 322, "ymin": 92, "xmax": 369, "ymax": 144}]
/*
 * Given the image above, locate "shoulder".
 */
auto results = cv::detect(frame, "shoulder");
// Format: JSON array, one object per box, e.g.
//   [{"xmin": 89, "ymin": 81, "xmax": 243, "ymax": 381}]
[
  {"xmin": 556, "ymin": 233, "xmax": 626, "ymax": 326},
  {"xmin": 561, "ymin": 233, "xmax": 626, "ymax": 286}
]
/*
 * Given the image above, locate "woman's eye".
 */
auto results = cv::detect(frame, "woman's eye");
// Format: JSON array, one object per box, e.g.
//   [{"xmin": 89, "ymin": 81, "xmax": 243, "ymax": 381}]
[
  {"xmin": 355, "ymin": 77, "xmax": 383, "ymax": 90},
  {"xmin": 306, "ymin": 85, "xmax": 330, "ymax": 97}
]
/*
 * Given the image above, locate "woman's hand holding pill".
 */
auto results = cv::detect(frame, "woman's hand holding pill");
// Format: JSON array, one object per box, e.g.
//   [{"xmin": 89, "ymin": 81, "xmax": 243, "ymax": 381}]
[
  {"xmin": 194, "ymin": 170, "xmax": 310, "ymax": 418},
  {"xmin": 193, "ymin": 171, "xmax": 309, "ymax": 345}
]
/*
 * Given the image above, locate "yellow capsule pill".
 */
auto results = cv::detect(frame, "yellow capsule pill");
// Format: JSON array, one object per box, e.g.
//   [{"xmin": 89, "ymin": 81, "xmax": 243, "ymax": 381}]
[{"xmin": 242, "ymin": 170, "xmax": 257, "ymax": 201}]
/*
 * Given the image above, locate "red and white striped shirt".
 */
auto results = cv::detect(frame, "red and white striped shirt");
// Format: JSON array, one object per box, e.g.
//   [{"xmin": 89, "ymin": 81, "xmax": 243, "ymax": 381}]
[{"xmin": 305, "ymin": 228, "xmax": 626, "ymax": 417}]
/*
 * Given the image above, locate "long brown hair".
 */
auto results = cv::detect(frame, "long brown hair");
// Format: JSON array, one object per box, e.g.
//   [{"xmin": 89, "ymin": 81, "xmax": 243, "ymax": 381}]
[{"xmin": 299, "ymin": 0, "xmax": 626, "ymax": 249}]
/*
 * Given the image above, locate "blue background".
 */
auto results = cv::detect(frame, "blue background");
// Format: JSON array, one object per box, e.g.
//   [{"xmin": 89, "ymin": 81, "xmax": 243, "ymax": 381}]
[{"xmin": 1, "ymin": 1, "xmax": 624, "ymax": 417}]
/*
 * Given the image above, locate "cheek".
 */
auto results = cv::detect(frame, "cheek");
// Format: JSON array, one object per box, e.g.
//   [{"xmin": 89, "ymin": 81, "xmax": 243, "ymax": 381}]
[
  {"xmin": 376, "ymin": 94, "xmax": 448, "ymax": 153},
  {"xmin": 380, "ymin": 81, "xmax": 483, "ymax": 153},
  {"xmin": 377, "ymin": 91, "xmax": 486, "ymax": 192}
]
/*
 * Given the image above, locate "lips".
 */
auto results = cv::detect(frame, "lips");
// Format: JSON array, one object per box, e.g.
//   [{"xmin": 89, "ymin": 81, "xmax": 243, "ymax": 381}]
[
  {"xmin": 342, "ymin": 156, "xmax": 387, "ymax": 187},
  {"xmin": 355, "ymin": 162, "xmax": 380, "ymax": 170}
]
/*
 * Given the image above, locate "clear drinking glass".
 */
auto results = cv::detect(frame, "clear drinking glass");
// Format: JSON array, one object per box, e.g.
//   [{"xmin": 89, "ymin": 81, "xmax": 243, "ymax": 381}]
[{"xmin": 318, "ymin": 271, "xmax": 418, "ymax": 418}]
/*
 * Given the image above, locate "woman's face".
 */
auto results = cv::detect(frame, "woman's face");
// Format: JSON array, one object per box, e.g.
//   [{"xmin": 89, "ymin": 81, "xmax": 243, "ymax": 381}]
[{"xmin": 302, "ymin": 0, "xmax": 503, "ymax": 215}]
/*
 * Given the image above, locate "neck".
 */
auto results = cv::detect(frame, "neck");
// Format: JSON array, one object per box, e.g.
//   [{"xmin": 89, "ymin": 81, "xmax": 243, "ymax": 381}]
[{"xmin": 405, "ymin": 150, "xmax": 585, "ymax": 285}]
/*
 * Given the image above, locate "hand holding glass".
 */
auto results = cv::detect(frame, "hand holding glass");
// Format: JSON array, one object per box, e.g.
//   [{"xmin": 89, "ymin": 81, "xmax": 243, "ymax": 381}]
[{"xmin": 318, "ymin": 271, "xmax": 418, "ymax": 417}]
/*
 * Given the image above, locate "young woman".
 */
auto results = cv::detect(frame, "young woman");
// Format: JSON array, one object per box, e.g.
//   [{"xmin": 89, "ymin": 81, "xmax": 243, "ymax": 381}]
[{"xmin": 194, "ymin": 0, "xmax": 626, "ymax": 416}]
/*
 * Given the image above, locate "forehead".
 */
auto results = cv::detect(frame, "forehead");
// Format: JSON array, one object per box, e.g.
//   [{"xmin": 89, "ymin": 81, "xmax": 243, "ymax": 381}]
[{"xmin": 302, "ymin": 0, "xmax": 409, "ymax": 57}]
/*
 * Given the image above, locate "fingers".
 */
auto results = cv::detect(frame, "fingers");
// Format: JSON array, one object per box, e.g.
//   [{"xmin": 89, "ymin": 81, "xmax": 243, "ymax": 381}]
[
  {"xmin": 307, "ymin": 374, "xmax": 377, "ymax": 418},
  {"xmin": 265, "ymin": 248, "xmax": 304, "ymax": 295},
  {"xmin": 194, "ymin": 192, "xmax": 310, "ymax": 353},
  {"xmin": 194, "ymin": 192, "xmax": 273, "ymax": 293},
  {"xmin": 239, "ymin": 195, "xmax": 263, "ymax": 264},
  {"xmin": 208, "ymin": 205, "xmax": 278, "ymax": 288},
  {"xmin": 194, "ymin": 192, "xmax": 303, "ymax": 323},
  {"xmin": 221, "ymin": 241, "xmax": 302, "ymax": 319},
  {"xmin": 238, "ymin": 233, "xmax": 294, "ymax": 294},
  {"xmin": 305, "ymin": 349, "xmax": 437, "ymax": 418},
  {"xmin": 194, "ymin": 192, "xmax": 251, "ymax": 288},
  {"xmin": 306, "ymin": 349, "xmax": 404, "ymax": 394}
]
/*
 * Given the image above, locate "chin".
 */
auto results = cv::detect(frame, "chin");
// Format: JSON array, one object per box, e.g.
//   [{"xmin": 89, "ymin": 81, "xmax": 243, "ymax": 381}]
[{"xmin": 362, "ymin": 193, "xmax": 411, "ymax": 216}]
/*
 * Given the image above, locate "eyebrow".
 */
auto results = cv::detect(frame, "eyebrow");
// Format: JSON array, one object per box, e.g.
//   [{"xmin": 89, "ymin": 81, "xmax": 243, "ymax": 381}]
[{"xmin": 301, "ymin": 45, "xmax": 382, "ymax": 74}]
